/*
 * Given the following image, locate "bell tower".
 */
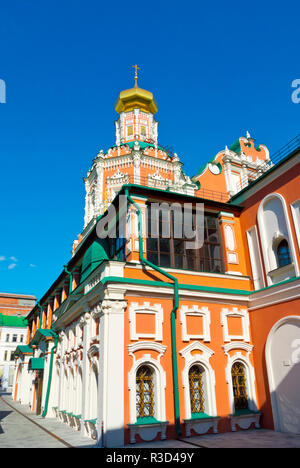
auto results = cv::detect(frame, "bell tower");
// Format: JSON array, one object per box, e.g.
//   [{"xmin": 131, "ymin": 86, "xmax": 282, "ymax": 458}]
[{"xmin": 114, "ymin": 66, "xmax": 158, "ymax": 146}]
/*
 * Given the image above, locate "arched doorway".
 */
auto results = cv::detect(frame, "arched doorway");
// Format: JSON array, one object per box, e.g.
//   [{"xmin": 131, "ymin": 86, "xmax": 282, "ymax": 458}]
[{"xmin": 266, "ymin": 316, "xmax": 300, "ymax": 433}]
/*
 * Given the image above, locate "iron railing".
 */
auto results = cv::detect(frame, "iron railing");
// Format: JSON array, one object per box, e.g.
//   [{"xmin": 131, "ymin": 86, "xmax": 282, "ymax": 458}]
[{"xmin": 120, "ymin": 174, "xmax": 229, "ymax": 203}]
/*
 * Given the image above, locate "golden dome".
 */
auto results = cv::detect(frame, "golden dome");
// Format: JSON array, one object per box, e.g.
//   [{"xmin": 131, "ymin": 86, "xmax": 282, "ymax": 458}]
[
  {"xmin": 115, "ymin": 67, "xmax": 158, "ymax": 115},
  {"xmin": 115, "ymin": 66, "xmax": 158, "ymax": 114},
  {"xmin": 115, "ymin": 86, "xmax": 158, "ymax": 114}
]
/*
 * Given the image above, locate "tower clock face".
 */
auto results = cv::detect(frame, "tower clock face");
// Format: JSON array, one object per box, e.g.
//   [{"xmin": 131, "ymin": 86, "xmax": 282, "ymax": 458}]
[{"xmin": 208, "ymin": 163, "xmax": 221, "ymax": 175}]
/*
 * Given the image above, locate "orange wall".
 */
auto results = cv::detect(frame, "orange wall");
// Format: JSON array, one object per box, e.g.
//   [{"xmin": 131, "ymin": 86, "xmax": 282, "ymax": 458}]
[
  {"xmin": 239, "ymin": 162, "xmax": 300, "ymax": 277},
  {"xmin": 249, "ymin": 297, "xmax": 300, "ymax": 429},
  {"xmin": 123, "ymin": 295, "xmax": 255, "ymax": 443}
]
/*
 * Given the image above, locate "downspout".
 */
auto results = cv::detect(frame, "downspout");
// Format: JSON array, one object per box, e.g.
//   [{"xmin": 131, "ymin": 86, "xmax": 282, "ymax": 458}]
[
  {"xmin": 124, "ymin": 187, "xmax": 182, "ymax": 437},
  {"xmin": 42, "ymin": 333, "xmax": 58, "ymax": 418},
  {"xmin": 64, "ymin": 265, "xmax": 73, "ymax": 295},
  {"xmin": 37, "ymin": 301, "xmax": 43, "ymax": 329},
  {"xmin": 40, "ymin": 265, "xmax": 72, "ymax": 418}
]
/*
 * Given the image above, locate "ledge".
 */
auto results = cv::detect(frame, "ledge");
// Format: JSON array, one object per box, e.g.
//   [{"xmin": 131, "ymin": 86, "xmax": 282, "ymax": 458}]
[
  {"xmin": 128, "ymin": 417, "xmax": 168, "ymax": 427},
  {"xmin": 183, "ymin": 414, "xmax": 220, "ymax": 437},
  {"xmin": 128, "ymin": 420, "xmax": 169, "ymax": 444},
  {"xmin": 229, "ymin": 410, "xmax": 261, "ymax": 431}
]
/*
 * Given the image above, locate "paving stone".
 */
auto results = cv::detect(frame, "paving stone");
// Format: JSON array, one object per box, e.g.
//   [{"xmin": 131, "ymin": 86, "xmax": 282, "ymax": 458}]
[{"xmin": 2, "ymin": 393, "xmax": 300, "ymax": 448}]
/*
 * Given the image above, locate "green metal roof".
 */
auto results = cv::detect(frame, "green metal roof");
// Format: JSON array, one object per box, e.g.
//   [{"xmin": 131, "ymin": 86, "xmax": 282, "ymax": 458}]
[
  {"xmin": 0, "ymin": 313, "xmax": 27, "ymax": 328},
  {"xmin": 28, "ymin": 357, "xmax": 44, "ymax": 370},
  {"xmin": 30, "ymin": 328, "xmax": 57, "ymax": 346},
  {"xmin": 80, "ymin": 239, "xmax": 109, "ymax": 283},
  {"xmin": 13, "ymin": 345, "xmax": 33, "ymax": 358},
  {"xmin": 229, "ymin": 139, "xmax": 241, "ymax": 154}
]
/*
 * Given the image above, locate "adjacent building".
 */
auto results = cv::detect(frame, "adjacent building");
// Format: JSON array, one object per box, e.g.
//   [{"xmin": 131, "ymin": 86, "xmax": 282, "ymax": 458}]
[
  {"xmin": 12, "ymin": 77, "xmax": 300, "ymax": 447},
  {"xmin": 0, "ymin": 293, "xmax": 36, "ymax": 390}
]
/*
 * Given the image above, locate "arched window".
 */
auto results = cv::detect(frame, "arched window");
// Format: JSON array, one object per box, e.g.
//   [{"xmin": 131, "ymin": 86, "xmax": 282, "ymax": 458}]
[
  {"xmin": 277, "ymin": 239, "xmax": 291, "ymax": 268},
  {"xmin": 189, "ymin": 365, "xmax": 205, "ymax": 414},
  {"xmin": 231, "ymin": 362, "xmax": 248, "ymax": 411},
  {"xmin": 136, "ymin": 366, "xmax": 154, "ymax": 419}
]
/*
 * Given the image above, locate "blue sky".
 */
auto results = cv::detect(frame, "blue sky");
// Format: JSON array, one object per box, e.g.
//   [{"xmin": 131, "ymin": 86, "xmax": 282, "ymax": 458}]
[{"xmin": 0, "ymin": 0, "xmax": 299, "ymax": 300}]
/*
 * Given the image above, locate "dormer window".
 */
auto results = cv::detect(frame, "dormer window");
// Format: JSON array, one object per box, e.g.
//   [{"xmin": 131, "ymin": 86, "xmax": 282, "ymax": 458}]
[{"xmin": 277, "ymin": 239, "xmax": 291, "ymax": 268}]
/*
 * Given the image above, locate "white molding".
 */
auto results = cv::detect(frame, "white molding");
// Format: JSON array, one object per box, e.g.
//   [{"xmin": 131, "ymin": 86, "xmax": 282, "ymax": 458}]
[
  {"xmin": 128, "ymin": 355, "xmax": 167, "ymax": 425},
  {"xmin": 129, "ymin": 302, "xmax": 164, "ymax": 341},
  {"xmin": 246, "ymin": 225, "xmax": 266, "ymax": 290},
  {"xmin": 224, "ymin": 352, "xmax": 258, "ymax": 414},
  {"xmin": 179, "ymin": 341, "xmax": 217, "ymax": 420},
  {"xmin": 224, "ymin": 224, "xmax": 236, "ymax": 251},
  {"xmin": 229, "ymin": 412, "xmax": 261, "ymax": 431},
  {"xmin": 180, "ymin": 305, "xmax": 211, "ymax": 342},
  {"xmin": 184, "ymin": 416, "xmax": 220, "ymax": 436},
  {"xmin": 128, "ymin": 421, "xmax": 168, "ymax": 444},
  {"xmin": 221, "ymin": 308, "xmax": 250, "ymax": 343},
  {"xmin": 128, "ymin": 341, "xmax": 167, "ymax": 363},
  {"xmin": 265, "ymin": 315, "xmax": 300, "ymax": 432},
  {"xmin": 223, "ymin": 341, "xmax": 253, "ymax": 357},
  {"xmin": 249, "ymin": 277, "xmax": 300, "ymax": 310},
  {"xmin": 257, "ymin": 192, "xmax": 299, "ymax": 285},
  {"xmin": 291, "ymin": 198, "xmax": 300, "ymax": 252}
]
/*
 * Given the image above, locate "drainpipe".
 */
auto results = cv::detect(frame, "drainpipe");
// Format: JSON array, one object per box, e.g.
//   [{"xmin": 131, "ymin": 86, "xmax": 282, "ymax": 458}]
[
  {"xmin": 42, "ymin": 333, "xmax": 58, "ymax": 418},
  {"xmin": 40, "ymin": 265, "xmax": 72, "ymax": 418},
  {"xmin": 124, "ymin": 187, "xmax": 182, "ymax": 437},
  {"xmin": 64, "ymin": 265, "xmax": 73, "ymax": 295},
  {"xmin": 37, "ymin": 301, "xmax": 43, "ymax": 329}
]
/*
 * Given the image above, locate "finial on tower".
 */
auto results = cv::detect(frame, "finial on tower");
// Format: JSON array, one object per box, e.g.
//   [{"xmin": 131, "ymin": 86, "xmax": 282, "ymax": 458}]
[{"xmin": 132, "ymin": 64, "xmax": 140, "ymax": 88}]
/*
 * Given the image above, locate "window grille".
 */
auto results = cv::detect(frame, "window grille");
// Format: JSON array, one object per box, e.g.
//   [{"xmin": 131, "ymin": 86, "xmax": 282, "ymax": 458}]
[
  {"xmin": 189, "ymin": 365, "xmax": 205, "ymax": 413},
  {"xmin": 136, "ymin": 366, "xmax": 154, "ymax": 418},
  {"xmin": 231, "ymin": 362, "xmax": 248, "ymax": 410}
]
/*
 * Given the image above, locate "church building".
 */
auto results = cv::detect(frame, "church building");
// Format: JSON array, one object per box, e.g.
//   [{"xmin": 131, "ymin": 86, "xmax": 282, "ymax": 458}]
[{"xmin": 12, "ymin": 70, "xmax": 300, "ymax": 447}]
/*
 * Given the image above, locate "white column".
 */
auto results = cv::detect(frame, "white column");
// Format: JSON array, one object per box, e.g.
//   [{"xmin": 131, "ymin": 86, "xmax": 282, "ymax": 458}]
[
  {"xmin": 80, "ymin": 310, "xmax": 91, "ymax": 436},
  {"xmin": 97, "ymin": 296, "xmax": 127, "ymax": 448}
]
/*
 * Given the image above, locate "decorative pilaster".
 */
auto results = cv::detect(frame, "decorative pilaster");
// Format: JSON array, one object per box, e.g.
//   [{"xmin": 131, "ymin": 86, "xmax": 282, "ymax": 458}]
[
  {"xmin": 78, "ymin": 309, "xmax": 91, "ymax": 437},
  {"xmin": 97, "ymin": 298, "xmax": 127, "ymax": 448}
]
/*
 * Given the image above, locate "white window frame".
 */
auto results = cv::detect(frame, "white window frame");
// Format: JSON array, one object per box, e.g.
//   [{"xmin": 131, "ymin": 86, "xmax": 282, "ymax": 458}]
[
  {"xmin": 224, "ymin": 351, "xmax": 257, "ymax": 414},
  {"xmin": 129, "ymin": 302, "xmax": 164, "ymax": 341},
  {"xmin": 246, "ymin": 225, "xmax": 266, "ymax": 290},
  {"xmin": 180, "ymin": 305, "xmax": 211, "ymax": 342},
  {"xmin": 179, "ymin": 341, "xmax": 217, "ymax": 419},
  {"xmin": 221, "ymin": 308, "xmax": 250, "ymax": 343},
  {"xmin": 257, "ymin": 193, "xmax": 299, "ymax": 284},
  {"xmin": 128, "ymin": 354, "xmax": 167, "ymax": 424},
  {"xmin": 291, "ymin": 198, "xmax": 300, "ymax": 252}
]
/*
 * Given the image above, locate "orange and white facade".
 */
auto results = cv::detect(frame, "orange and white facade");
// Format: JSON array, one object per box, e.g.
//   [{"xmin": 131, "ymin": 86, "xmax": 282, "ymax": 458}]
[{"xmin": 12, "ymin": 78, "xmax": 300, "ymax": 447}]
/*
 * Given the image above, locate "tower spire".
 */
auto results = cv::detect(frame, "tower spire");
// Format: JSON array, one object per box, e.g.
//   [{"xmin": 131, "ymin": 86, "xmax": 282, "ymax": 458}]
[{"xmin": 132, "ymin": 64, "xmax": 140, "ymax": 88}]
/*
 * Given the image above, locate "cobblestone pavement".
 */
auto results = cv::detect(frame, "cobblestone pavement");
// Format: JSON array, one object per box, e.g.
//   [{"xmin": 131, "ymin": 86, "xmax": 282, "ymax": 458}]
[
  {"xmin": 123, "ymin": 429, "xmax": 300, "ymax": 448},
  {"xmin": 0, "ymin": 393, "xmax": 96, "ymax": 448},
  {"xmin": 1, "ymin": 393, "xmax": 300, "ymax": 448}
]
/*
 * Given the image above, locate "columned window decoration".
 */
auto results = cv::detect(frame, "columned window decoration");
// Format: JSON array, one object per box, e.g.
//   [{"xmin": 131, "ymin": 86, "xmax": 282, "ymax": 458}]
[
  {"xmin": 257, "ymin": 192, "xmax": 299, "ymax": 285},
  {"xmin": 180, "ymin": 342, "xmax": 220, "ymax": 436},
  {"xmin": 224, "ymin": 347, "xmax": 260, "ymax": 431},
  {"xmin": 146, "ymin": 207, "xmax": 224, "ymax": 274},
  {"xmin": 128, "ymin": 355, "xmax": 168, "ymax": 443},
  {"xmin": 136, "ymin": 366, "xmax": 154, "ymax": 419}
]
